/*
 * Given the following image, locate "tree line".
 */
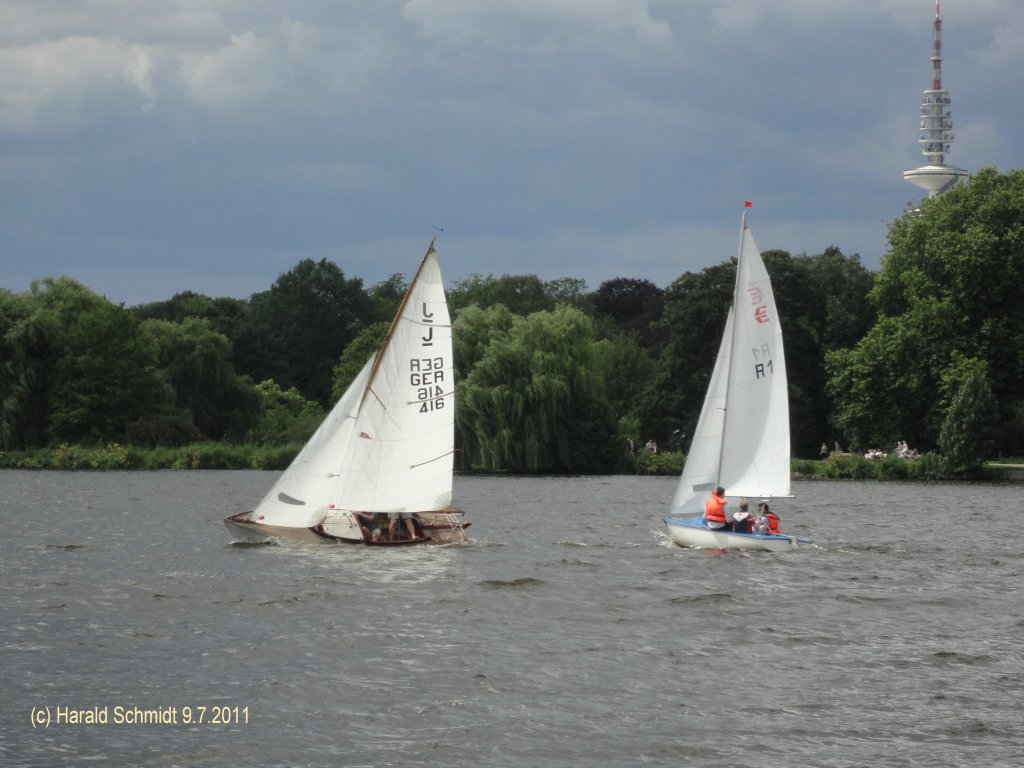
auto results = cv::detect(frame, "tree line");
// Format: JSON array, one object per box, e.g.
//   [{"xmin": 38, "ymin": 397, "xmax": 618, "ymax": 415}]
[{"xmin": 2, "ymin": 167, "xmax": 1021, "ymax": 475}]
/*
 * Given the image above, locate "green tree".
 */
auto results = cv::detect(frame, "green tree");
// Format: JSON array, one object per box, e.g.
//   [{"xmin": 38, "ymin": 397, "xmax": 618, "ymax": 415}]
[
  {"xmin": 938, "ymin": 356, "xmax": 999, "ymax": 474},
  {"xmin": 638, "ymin": 246, "xmax": 874, "ymax": 458},
  {"xmin": 636, "ymin": 260, "xmax": 735, "ymax": 447},
  {"xmin": 1, "ymin": 279, "xmax": 120, "ymax": 448},
  {"xmin": 451, "ymin": 304, "xmax": 518, "ymax": 381},
  {"xmin": 590, "ymin": 277, "xmax": 665, "ymax": 350},
  {"xmin": 367, "ymin": 274, "xmax": 408, "ymax": 324},
  {"xmin": 1, "ymin": 289, "xmax": 50, "ymax": 448},
  {"xmin": 250, "ymin": 380, "xmax": 325, "ymax": 445},
  {"xmin": 544, "ymin": 277, "xmax": 592, "ymax": 312},
  {"xmin": 826, "ymin": 298, "xmax": 960, "ymax": 451},
  {"xmin": 140, "ymin": 317, "xmax": 260, "ymax": 441},
  {"xmin": 802, "ymin": 246, "xmax": 876, "ymax": 352},
  {"xmin": 592, "ymin": 332, "xmax": 654, "ymax": 432},
  {"xmin": 795, "ymin": 246, "xmax": 876, "ymax": 454},
  {"xmin": 456, "ymin": 305, "xmax": 618, "ymax": 472},
  {"xmin": 49, "ymin": 301, "xmax": 163, "ymax": 444},
  {"xmin": 131, "ymin": 291, "xmax": 250, "ymax": 341},
  {"xmin": 447, "ymin": 273, "xmax": 556, "ymax": 316},
  {"xmin": 331, "ymin": 321, "xmax": 389, "ymax": 402},
  {"xmin": 827, "ymin": 167, "xmax": 1024, "ymax": 454},
  {"xmin": 232, "ymin": 259, "xmax": 374, "ymax": 405}
]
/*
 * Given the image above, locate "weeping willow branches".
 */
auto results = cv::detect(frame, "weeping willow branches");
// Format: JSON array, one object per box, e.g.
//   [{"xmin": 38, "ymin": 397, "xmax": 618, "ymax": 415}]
[{"xmin": 455, "ymin": 305, "xmax": 618, "ymax": 472}]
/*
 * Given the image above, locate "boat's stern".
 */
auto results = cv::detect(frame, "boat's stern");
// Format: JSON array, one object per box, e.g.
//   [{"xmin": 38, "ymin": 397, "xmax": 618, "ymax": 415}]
[{"xmin": 419, "ymin": 509, "xmax": 471, "ymax": 544}]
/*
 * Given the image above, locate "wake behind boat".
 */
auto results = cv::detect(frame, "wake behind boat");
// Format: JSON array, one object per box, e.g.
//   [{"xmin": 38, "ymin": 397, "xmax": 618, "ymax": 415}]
[
  {"xmin": 664, "ymin": 205, "xmax": 804, "ymax": 552},
  {"xmin": 225, "ymin": 239, "xmax": 469, "ymax": 546}
]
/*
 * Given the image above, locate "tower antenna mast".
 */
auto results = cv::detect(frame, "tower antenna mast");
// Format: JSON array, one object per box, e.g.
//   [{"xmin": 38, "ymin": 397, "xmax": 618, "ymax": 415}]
[{"xmin": 903, "ymin": 2, "xmax": 968, "ymax": 197}]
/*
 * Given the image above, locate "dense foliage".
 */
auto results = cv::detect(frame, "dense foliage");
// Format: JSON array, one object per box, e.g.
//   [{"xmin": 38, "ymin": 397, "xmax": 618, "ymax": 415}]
[
  {"xmin": 3, "ymin": 167, "xmax": 1023, "ymax": 474},
  {"xmin": 826, "ymin": 167, "xmax": 1024, "ymax": 473},
  {"xmin": 455, "ymin": 305, "xmax": 619, "ymax": 473}
]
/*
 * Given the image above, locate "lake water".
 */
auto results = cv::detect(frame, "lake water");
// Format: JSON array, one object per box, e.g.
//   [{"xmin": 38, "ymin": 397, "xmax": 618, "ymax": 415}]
[{"xmin": 1, "ymin": 470, "xmax": 1022, "ymax": 767}]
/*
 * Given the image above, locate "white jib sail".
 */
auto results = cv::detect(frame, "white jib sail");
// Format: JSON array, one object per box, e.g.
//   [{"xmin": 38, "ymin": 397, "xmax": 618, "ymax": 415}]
[
  {"xmin": 329, "ymin": 247, "xmax": 455, "ymax": 514},
  {"xmin": 250, "ymin": 356, "xmax": 374, "ymax": 528},
  {"xmin": 671, "ymin": 220, "xmax": 790, "ymax": 515}
]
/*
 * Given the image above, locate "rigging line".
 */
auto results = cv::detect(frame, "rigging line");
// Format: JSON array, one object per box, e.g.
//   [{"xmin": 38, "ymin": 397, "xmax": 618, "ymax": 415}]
[
  {"xmin": 401, "ymin": 316, "xmax": 453, "ymax": 328},
  {"xmin": 368, "ymin": 385, "xmax": 386, "ymax": 411},
  {"xmin": 410, "ymin": 449, "xmax": 456, "ymax": 470}
]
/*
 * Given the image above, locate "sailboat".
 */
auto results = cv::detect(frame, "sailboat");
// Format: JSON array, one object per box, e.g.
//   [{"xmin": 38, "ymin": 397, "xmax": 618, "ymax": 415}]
[
  {"xmin": 663, "ymin": 206, "xmax": 803, "ymax": 552},
  {"xmin": 225, "ymin": 239, "xmax": 469, "ymax": 546}
]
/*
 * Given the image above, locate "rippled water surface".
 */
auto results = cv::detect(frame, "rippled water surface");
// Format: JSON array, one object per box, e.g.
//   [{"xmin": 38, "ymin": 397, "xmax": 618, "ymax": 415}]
[{"xmin": 2, "ymin": 470, "xmax": 1022, "ymax": 767}]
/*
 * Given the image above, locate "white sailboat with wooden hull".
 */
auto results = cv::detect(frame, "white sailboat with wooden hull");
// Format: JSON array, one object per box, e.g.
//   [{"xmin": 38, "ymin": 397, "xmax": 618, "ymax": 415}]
[
  {"xmin": 664, "ymin": 207, "xmax": 802, "ymax": 552},
  {"xmin": 225, "ymin": 239, "xmax": 469, "ymax": 546}
]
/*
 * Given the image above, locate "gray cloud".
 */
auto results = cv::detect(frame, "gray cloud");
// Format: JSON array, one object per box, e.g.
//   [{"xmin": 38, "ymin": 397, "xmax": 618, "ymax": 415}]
[{"xmin": 0, "ymin": 0, "xmax": 1021, "ymax": 304}]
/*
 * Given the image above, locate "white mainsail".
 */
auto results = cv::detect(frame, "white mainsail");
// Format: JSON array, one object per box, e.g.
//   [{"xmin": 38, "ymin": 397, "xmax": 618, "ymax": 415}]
[
  {"xmin": 248, "ymin": 241, "xmax": 454, "ymax": 528},
  {"xmin": 328, "ymin": 244, "xmax": 454, "ymax": 514},
  {"xmin": 670, "ymin": 214, "xmax": 790, "ymax": 516}
]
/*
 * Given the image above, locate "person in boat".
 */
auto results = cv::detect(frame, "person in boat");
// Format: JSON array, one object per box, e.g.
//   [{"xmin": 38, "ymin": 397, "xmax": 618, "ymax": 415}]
[
  {"xmin": 388, "ymin": 512, "xmax": 419, "ymax": 542},
  {"xmin": 704, "ymin": 486, "xmax": 730, "ymax": 530},
  {"xmin": 731, "ymin": 499, "xmax": 753, "ymax": 533},
  {"xmin": 752, "ymin": 504, "xmax": 768, "ymax": 534},
  {"xmin": 353, "ymin": 511, "xmax": 381, "ymax": 543},
  {"xmin": 753, "ymin": 502, "xmax": 781, "ymax": 535}
]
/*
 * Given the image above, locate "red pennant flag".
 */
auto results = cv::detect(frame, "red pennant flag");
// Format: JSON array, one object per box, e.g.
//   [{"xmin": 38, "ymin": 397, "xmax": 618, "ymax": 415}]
[
  {"xmin": 359, "ymin": 431, "xmax": 373, "ymax": 440},
  {"xmin": 744, "ymin": 200, "xmax": 753, "ymax": 208}
]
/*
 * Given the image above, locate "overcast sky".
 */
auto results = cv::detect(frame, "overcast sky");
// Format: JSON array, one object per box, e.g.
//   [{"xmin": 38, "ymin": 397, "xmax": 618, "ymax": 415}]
[{"xmin": 2, "ymin": 1, "xmax": 1022, "ymax": 306}]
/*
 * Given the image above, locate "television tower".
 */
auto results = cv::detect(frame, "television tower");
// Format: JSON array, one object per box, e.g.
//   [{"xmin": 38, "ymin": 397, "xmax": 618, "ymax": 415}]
[{"xmin": 903, "ymin": 2, "xmax": 969, "ymax": 197}]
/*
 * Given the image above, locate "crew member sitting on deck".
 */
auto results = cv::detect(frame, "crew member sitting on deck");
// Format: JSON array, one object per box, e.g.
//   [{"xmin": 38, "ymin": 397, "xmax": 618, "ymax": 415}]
[
  {"xmin": 732, "ymin": 499, "xmax": 753, "ymax": 533},
  {"xmin": 353, "ymin": 511, "xmax": 381, "ymax": 543},
  {"xmin": 705, "ymin": 487, "xmax": 730, "ymax": 530},
  {"xmin": 755, "ymin": 502, "xmax": 781, "ymax": 535},
  {"xmin": 388, "ymin": 511, "xmax": 419, "ymax": 541}
]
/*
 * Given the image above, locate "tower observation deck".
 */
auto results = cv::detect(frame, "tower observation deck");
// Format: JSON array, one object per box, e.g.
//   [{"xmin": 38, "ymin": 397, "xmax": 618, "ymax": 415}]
[{"xmin": 903, "ymin": 2, "xmax": 969, "ymax": 197}]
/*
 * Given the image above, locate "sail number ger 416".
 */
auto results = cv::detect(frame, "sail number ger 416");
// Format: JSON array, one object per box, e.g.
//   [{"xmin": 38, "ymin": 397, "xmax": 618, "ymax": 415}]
[{"xmin": 411, "ymin": 356, "xmax": 446, "ymax": 413}]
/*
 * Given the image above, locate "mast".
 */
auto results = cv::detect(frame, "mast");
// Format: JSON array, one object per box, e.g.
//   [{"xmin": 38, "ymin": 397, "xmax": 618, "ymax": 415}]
[{"xmin": 357, "ymin": 237, "xmax": 437, "ymax": 414}]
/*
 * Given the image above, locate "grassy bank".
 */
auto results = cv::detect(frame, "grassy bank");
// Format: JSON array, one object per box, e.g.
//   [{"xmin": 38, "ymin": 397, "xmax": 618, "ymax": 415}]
[
  {"xmin": 792, "ymin": 453, "xmax": 1017, "ymax": 482},
  {"xmin": 0, "ymin": 443, "xmax": 688, "ymax": 475},
  {"xmin": 2, "ymin": 443, "xmax": 1019, "ymax": 481},
  {"xmin": 0, "ymin": 442, "xmax": 302, "ymax": 471}
]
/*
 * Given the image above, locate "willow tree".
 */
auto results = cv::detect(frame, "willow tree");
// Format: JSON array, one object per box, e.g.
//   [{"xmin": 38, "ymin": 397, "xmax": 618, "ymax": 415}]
[
  {"xmin": 0, "ymin": 280, "xmax": 134, "ymax": 450},
  {"xmin": 140, "ymin": 317, "xmax": 260, "ymax": 442},
  {"xmin": 938, "ymin": 356, "xmax": 999, "ymax": 475},
  {"xmin": 0, "ymin": 289, "xmax": 53, "ymax": 449},
  {"xmin": 455, "ymin": 305, "xmax": 617, "ymax": 473},
  {"xmin": 48, "ymin": 300, "xmax": 164, "ymax": 444}
]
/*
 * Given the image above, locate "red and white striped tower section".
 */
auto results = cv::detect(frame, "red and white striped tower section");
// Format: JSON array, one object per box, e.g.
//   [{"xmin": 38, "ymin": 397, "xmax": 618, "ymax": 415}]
[{"xmin": 902, "ymin": 1, "xmax": 969, "ymax": 198}]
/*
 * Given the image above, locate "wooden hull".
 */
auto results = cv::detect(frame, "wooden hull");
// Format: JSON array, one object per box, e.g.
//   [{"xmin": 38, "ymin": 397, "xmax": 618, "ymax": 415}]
[
  {"xmin": 664, "ymin": 515, "xmax": 800, "ymax": 553},
  {"xmin": 224, "ymin": 511, "xmax": 326, "ymax": 544},
  {"xmin": 224, "ymin": 509, "xmax": 470, "ymax": 546}
]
